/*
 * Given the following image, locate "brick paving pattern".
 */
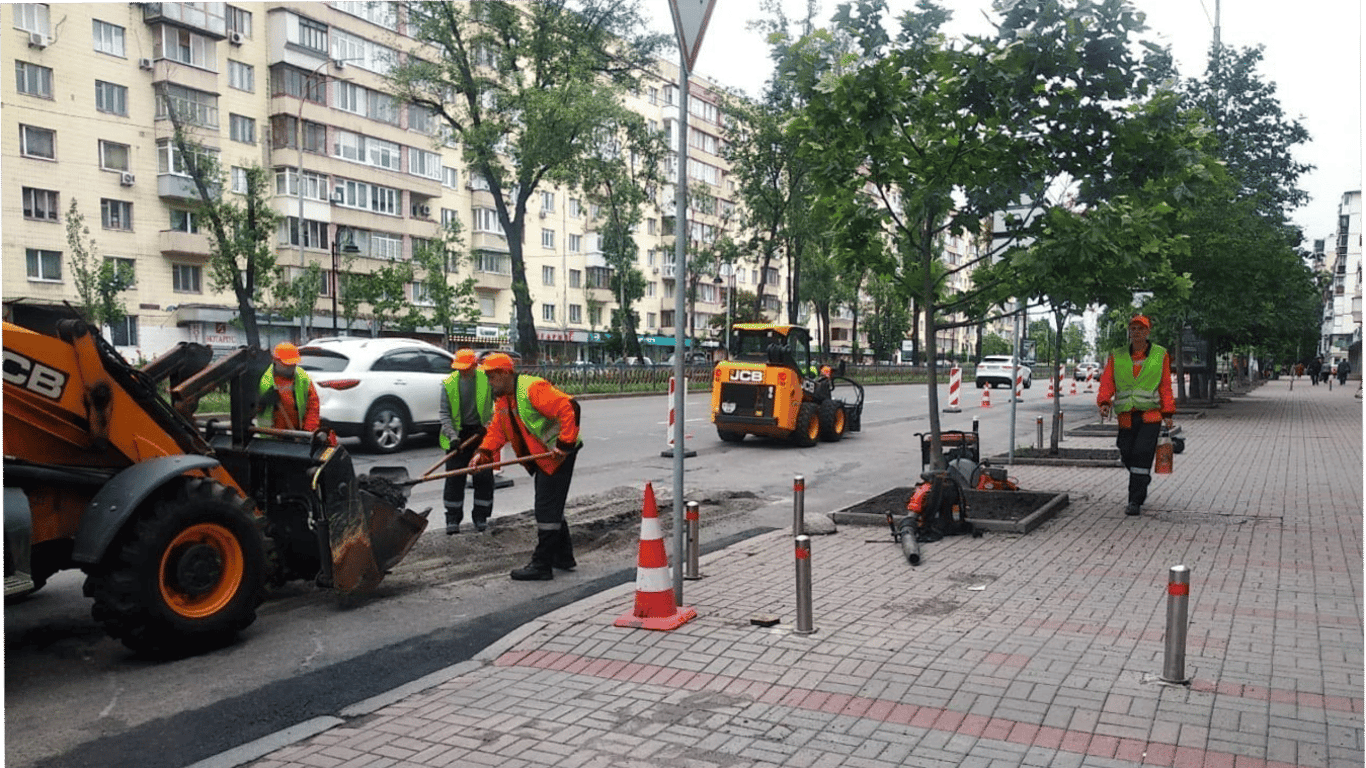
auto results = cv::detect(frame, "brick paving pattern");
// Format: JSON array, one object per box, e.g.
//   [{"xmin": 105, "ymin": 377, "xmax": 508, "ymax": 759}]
[{"xmin": 248, "ymin": 380, "xmax": 1362, "ymax": 768}]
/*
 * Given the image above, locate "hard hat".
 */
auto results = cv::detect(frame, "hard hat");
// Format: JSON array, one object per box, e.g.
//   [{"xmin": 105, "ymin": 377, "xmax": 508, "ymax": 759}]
[
  {"xmin": 273, "ymin": 342, "xmax": 301, "ymax": 365},
  {"xmin": 479, "ymin": 352, "xmax": 516, "ymax": 373},
  {"xmin": 1128, "ymin": 315, "xmax": 1151, "ymax": 329},
  {"xmin": 452, "ymin": 348, "xmax": 478, "ymax": 370}
]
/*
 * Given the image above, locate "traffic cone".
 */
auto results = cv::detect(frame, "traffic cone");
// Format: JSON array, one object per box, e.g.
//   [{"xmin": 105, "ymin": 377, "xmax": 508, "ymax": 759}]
[
  {"xmin": 1069, "ymin": 378, "xmax": 1078, "ymax": 396},
  {"xmin": 614, "ymin": 482, "xmax": 697, "ymax": 631},
  {"xmin": 981, "ymin": 388, "xmax": 992, "ymax": 408},
  {"xmin": 1046, "ymin": 380, "xmax": 1055, "ymax": 398}
]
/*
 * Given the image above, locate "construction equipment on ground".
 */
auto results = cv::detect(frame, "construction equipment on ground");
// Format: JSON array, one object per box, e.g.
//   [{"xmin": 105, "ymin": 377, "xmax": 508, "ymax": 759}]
[
  {"xmin": 3, "ymin": 306, "xmax": 427, "ymax": 656},
  {"xmin": 710, "ymin": 324, "xmax": 864, "ymax": 447}
]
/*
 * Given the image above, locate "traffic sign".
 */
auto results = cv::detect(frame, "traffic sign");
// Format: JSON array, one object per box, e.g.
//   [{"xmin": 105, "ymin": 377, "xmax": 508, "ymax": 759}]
[{"xmin": 669, "ymin": 0, "xmax": 716, "ymax": 72}]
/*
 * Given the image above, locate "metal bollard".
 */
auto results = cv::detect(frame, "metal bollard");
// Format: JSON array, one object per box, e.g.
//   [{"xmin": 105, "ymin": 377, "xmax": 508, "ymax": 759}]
[
  {"xmin": 1162, "ymin": 565, "xmax": 1191, "ymax": 683},
  {"xmin": 1060, "ymin": 411, "xmax": 1065, "ymax": 442},
  {"xmin": 683, "ymin": 501, "xmax": 701, "ymax": 580},
  {"xmin": 795, "ymin": 535, "xmax": 814, "ymax": 634},
  {"xmin": 793, "ymin": 474, "xmax": 805, "ymax": 536},
  {"xmin": 1036, "ymin": 416, "xmax": 1044, "ymax": 449}
]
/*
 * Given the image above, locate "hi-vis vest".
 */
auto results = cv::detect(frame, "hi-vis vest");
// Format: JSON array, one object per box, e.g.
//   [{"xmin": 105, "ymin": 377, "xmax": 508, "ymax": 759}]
[
  {"xmin": 258, "ymin": 366, "xmax": 312, "ymax": 427},
  {"xmin": 439, "ymin": 369, "xmax": 493, "ymax": 450},
  {"xmin": 514, "ymin": 375, "xmax": 582, "ymax": 450},
  {"xmin": 1111, "ymin": 344, "xmax": 1166, "ymax": 413}
]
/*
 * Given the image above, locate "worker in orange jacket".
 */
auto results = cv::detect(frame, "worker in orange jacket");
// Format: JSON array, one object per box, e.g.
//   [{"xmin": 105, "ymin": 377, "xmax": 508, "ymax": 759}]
[
  {"xmin": 469, "ymin": 352, "xmax": 582, "ymax": 581},
  {"xmin": 258, "ymin": 342, "xmax": 321, "ymax": 432},
  {"xmin": 1096, "ymin": 315, "xmax": 1175, "ymax": 516}
]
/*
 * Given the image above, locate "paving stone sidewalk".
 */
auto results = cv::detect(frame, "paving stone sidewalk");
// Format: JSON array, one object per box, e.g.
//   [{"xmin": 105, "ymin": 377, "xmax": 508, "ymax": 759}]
[{"xmin": 245, "ymin": 379, "xmax": 1362, "ymax": 768}]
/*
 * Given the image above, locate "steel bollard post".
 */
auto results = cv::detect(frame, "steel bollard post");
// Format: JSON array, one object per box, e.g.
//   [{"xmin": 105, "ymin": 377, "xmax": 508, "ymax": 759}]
[
  {"xmin": 1036, "ymin": 416, "xmax": 1043, "ymax": 449},
  {"xmin": 795, "ymin": 535, "xmax": 814, "ymax": 634},
  {"xmin": 793, "ymin": 475, "xmax": 805, "ymax": 536},
  {"xmin": 684, "ymin": 501, "xmax": 701, "ymax": 580},
  {"xmin": 1060, "ymin": 411, "xmax": 1065, "ymax": 442},
  {"xmin": 1162, "ymin": 565, "xmax": 1191, "ymax": 683}
]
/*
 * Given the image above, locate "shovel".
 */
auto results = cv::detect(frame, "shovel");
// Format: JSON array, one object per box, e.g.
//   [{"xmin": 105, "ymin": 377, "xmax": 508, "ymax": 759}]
[
  {"xmin": 364, "ymin": 451, "xmax": 555, "ymax": 494},
  {"xmin": 418, "ymin": 432, "xmax": 482, "ymax": 479}
]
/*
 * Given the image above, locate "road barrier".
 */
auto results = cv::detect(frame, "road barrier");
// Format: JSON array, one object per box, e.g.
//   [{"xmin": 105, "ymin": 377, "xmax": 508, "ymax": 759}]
[
  {"xmin": 795, "ymin": 535, "xmax": 814, "ymax": 635},
  {"xmin": 683, "ymin": 500, "xmax": 701, "ymax": 581},
  {"xmin": 944, "ymin": 366, "xmax": 963, "ymax": 413},
  {"xmin": 613, "ymin": 483, "xmax": 697, "ymax": 631},
  {"xmin": 1161, "ymin": 565, "xmax": 1191, "ymax": 684}
]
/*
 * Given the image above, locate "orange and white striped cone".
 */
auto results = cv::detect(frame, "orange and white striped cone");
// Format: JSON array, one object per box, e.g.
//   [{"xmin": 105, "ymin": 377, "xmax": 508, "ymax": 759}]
[
  {"xmin": 614, "ymin": 482, "xmax": 698, "ymax": 631},
  {"xmin": 1046, "ymin": 379, "xmax": 1055, "ymax": 398},
  {"xmin": 1069, "ymin": 377, "xmax": 1078, "ymax": 396},
  {"xmin": 981, "ymin": 387, "xmax": 991, "ymax": 408},
  {"xmin": 1085, "ymin": 370, "xmax": 1096, "ymax": 392}
]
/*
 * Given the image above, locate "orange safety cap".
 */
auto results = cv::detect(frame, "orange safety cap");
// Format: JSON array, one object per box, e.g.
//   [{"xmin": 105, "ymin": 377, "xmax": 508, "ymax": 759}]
[
  {"xmin": 451, "ymin": 348, "xmax": 478, "ymax": 370},
  {"xmin": 479, "ymin": 352, "xmax": 516, "ymax": 373},
  {"xmin": 1129, "ymin": 315, "xmax": 1151, "ymax": 329},
  {"xmin": 273, "ymin": 342, "xmax": 301, "ymax": 365}
]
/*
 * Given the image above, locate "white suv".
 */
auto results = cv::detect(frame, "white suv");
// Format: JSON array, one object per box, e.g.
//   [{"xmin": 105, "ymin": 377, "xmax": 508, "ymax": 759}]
[
  {"xmin": 299, "ymin": 337, "xmax": 454, "ymax": 454},
  {"xmin": 975, "ymin": 355, "xmax": 1033, "ymax": 389}
]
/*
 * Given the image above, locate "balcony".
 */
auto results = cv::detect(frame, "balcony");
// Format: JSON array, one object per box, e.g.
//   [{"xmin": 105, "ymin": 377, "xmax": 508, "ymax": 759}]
[
  {"xmin": 143, "ymin": 3, "xmax": 228, "ymax": 38},
  {"xmin": 159, "ymin": 229, "xmax": 212, "ymax": 257}
]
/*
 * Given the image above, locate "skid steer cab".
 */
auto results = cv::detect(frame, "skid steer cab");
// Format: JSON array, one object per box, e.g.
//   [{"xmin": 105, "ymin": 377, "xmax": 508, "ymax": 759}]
[
  {"xmin": 710, "ymin": 324, "xmax": 863, "ymax": 447},
  {"xmin": 3, "ymin": 308, "xmax": 426, "ymax": 657}
]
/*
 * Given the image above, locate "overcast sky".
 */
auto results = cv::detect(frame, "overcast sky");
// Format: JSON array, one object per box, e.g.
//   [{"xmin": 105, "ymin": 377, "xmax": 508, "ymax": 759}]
[{"xmin": 649, "ymin": 0, "xmax": 1362, "ymax": 246}]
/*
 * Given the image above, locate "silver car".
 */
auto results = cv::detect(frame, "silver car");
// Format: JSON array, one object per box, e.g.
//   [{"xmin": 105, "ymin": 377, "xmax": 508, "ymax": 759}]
[{"xmin": 299, "ymin": 337, "xmax": 454, "ymax": 454}]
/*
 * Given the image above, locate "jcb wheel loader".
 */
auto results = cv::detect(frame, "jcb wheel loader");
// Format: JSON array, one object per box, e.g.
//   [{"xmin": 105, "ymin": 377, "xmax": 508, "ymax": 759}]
[
  {"xmin": 710, "ymin": 324, "xmax": 864, "ymax": 446},
  {"xmin": 3, "ymin": 308, "xmax": 426, "ymax": 656}
]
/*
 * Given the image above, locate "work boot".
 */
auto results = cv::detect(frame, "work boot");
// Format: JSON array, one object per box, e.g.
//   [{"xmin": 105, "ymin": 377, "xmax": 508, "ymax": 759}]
[
  {"xmin": 1125, "ymin": 502, "xmax": 1141, "ymax": 516},
  {"xmin": 445, "ymin": 522, "xmax": 461, "ymax": 535},
  {"xmin": 510, "ymin": 562, "xmax": 553, "ymax": 581},
  {"xmin": 473, "ymin": 517, "xmax": 488, "ymax": 533}
]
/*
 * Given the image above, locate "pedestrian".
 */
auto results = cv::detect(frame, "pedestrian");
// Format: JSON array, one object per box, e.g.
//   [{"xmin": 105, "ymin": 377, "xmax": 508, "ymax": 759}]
[
  {"xmin": 258, "ymin": 342, "xmax": 321, "ymax": 432},
  {"xmin": 469, "ymin": 352, "xmax": 582, "ymax": 581},
  {"xmin": 1308, "ymin": 356, "xmax": 1323, "ymax": 385},
  {"xmin": 439, "ymin": 349, "xmax": 495, "ymax": 535},
  {"xmin": 1337, "ymin": 359, "xmax": 1351, "ymax": 387},
  {"xmin": 1096, "ymin": 315, "xmax": 1176, "ymax": 517}
]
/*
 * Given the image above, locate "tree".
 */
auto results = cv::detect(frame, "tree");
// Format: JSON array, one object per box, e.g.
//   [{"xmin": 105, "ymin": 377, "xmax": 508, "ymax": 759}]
[
  {"xmin": 407, "ymin": 223, "xmax": 480, "ymax": 348},
  {"xmin": 390, "ymin": 0, "xmax": 666, "ymax": 362},
  {"xmin": 162, "ymin": 102, "xmax": 281, "ymax": 349},
  {"xmin": 358, "ymin": 261, "xmax": 415, "ymax": 336},
  {"xmin": 266, "ymin": 263, "xmax": 323, "ymax": 339},
  {"xmin": 65, "ymin": 199, "xmax": 135, "ymax": 333}
]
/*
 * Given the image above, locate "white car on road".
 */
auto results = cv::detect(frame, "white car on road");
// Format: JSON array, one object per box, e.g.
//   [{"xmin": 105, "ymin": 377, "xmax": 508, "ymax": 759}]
[
  {"xmin": 975, "ymin": 355, "xmax": 1033, "ymax": 389},
  {"xmin": 299, "ymin": 337, "xmax": 454, "ymax": 454}
]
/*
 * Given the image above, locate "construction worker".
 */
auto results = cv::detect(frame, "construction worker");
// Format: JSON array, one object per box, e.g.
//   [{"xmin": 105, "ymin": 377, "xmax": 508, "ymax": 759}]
[
  {"xmin": 258, "ymin": 342, "xmax": 320, "ymax": 432},
  {"xmin": 468, "ymin": 352, "xmax": 581, "ymax": 581},
  {"xmin": 1096, "ymin": 315, "xmax": 1175, "ymax": 516},
  {"xmin": 439, "ymin": 349, "xmax": 495, "ymax": 534}
]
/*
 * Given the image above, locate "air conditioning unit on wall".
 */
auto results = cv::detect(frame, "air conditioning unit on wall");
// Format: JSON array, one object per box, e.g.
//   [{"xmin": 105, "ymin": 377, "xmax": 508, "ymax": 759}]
[
  {"xmin": 119, "ymin": 172, "xmax": 136, "ymax": 187},
  {"xmin": 228, "ymin": 31, "xmax": 244, "ymax": 45},
  {"xmin": 28, "ymin": 32, "xmax": 48, "ymax": 49},
  {"xmin": 139, "ymin": 58, "xmax": 155, "ymax": 71}
]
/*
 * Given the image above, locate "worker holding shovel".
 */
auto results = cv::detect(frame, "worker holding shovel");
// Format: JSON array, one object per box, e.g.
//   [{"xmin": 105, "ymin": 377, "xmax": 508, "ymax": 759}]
[{"xmin": 438, "ymin": 349, "xmax": 495, "ymax": 534}]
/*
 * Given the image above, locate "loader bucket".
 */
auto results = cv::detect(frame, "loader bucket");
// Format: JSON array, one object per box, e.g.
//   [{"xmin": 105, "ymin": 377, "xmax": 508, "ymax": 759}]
[{"xmin": 312, "ymin": 448, "xmax": 428, "ymax": 593}]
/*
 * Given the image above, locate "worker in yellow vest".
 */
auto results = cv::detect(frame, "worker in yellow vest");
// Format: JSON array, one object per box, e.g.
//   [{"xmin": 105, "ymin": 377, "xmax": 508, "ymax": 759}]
[
  {"xmin": 438, "ymin": 349, "xmax": 495, "ymax": 534},
  {"xmin": 1097, "ymin": 316, "xmax": 1175, "ymax": 516},
  {"xmin": 258, "ymin": 342, "xmax": 320, "ymax": 432}
]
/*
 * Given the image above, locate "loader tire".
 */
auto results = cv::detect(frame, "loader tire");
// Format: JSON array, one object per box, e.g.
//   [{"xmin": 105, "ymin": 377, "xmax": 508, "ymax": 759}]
[
  {"xmin": 791, "ymin": 403, "xmax": 819, "ymax": 447},
  {"xmin": 83, "ymin": 477, "xmax": 267, "ymax": 657},
  {"xmin": 717, "ymin": 428, "xmax": 746, "ymax": 443},
  {"xmin": 818, "ymin": 400, "xmax": 847, "ymax": 442}
]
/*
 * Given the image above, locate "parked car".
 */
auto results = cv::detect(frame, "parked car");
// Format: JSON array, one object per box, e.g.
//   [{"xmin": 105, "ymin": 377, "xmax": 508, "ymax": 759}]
[
  {"xmin": 298, "ymin": 337, "xmax": 454, "ymax": 454},
  {"xmin": 975, "ymin": 355, "xmax": 1032, "ymax": 389},
  {"xmin": 663, "ymin": 351, "xmax": 712, "ymax": 366},
  {"xmin": 1074, "ymin": 360, "xmax": 1101, "ymax": 381}
]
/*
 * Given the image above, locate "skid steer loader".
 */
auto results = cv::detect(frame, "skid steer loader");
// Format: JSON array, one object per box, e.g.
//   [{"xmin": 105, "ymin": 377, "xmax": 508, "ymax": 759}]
[
  {"xmin": 710, "ymin": 323, "xmax": 864, "ymax": 446},
  {"xmin": 3, "ymin": 308, "xmax": 426, "ymax": 656}
]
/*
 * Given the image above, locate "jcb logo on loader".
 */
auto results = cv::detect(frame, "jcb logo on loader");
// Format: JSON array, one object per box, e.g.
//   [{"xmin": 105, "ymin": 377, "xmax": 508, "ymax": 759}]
[
  {"xmin": 3, "ymin": 350, "xmax": 68, "ymax": 400},
  {"xmin": 729, "ymin": 369, "xmax": 764, "ymax": 383}
]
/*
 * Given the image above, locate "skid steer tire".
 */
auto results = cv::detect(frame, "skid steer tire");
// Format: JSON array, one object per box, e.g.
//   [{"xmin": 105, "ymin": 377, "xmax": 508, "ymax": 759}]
[
  {"xmin": 717, "ymin": 429, "xmax": 746, "ymax": 443},
  {"xmin": 818, "ymin": 400, "xmax": 847, "ymax": 442},
  {"xmin": 791, "ymin": 403, "xmax": 820, "ymax": 447},
  {"xmin": 84, "ymin": 477, "xmax": 268, "ymax": 657}
]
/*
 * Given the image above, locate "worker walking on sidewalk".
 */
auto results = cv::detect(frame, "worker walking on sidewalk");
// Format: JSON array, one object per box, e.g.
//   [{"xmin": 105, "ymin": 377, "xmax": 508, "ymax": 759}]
[
  {"xmin": 439, "ymin": 349, "xmax": 495, "ymax": 535},
  {"xmin": 1096, "ymin": 315, "xmax": 1176, "ymax": 516},
  {"xmin": 258, "ymin": 342, "xmax": 321, "ymax": 432},
  {"xmin": 469, "ymin": 353, "xmax": 582, "ymax": 581}
]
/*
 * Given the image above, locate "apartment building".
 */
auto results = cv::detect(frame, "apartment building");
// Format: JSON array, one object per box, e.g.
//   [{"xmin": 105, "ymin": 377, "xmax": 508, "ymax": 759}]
[
  {"xmin": 1320, "ymin": 190, "xmax": 1362, "ymax": 370},
  {"xmin": 3, "ymin": 2, "xmax": 776, "ymax": 363}
]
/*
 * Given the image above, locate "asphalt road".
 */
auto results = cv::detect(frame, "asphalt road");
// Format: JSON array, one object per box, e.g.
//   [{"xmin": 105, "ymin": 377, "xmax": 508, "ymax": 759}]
[{"xmin": 4, "ymin": 379, "xmax": 1103, "ymax": 768}]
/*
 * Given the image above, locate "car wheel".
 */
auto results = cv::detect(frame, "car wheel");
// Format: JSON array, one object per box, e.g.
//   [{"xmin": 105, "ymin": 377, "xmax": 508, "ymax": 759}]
[
  {"xmin": 976, "ymin": 379, "xmax": 985, "ymax": 389},
  {"xmin": 362, "ymin": 400, "xmax": 410, "ymax": 454}
]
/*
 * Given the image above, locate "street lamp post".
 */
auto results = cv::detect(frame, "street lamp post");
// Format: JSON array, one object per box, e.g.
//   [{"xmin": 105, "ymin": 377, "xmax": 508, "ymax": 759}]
[
  {"xmin": 714, "ymin": 272, "xmax": 733, "ymax": 356},
  {"xmin": 331, "ymin": 227, "xmax": 360, "ymax": 334}
]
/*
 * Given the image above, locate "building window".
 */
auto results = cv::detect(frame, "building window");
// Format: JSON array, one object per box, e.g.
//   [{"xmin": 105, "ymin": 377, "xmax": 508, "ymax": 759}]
[
  {"xmin": 171, "ymin": 209, "xmax": 199, "ymax": 233},
  {"xmin": 334, "ymin": 1, "xmax": 397, "ymax": 30},
  {"xmin": 20, "ymin": 124, "xmax": 55, "ymax": 159},
  {"xmin": 25, "ymin": 248, "xmax": 62, "ymax": 281},
  {"xmin": 22, "ymin": 188, "xmax": 59, "ymax": 221},
  {"xmin": 172, "ymin": 264, "xmax": 202, "ymax": 293},
  {"xmin": 590, "ymin": 306, "xmax": 602, "ymax": 325},
  {"xmin": 15, "ymin": 4, "xmax": 50, "ymax": 36},
  {"xmin": 569, "ymin": 304, "xmax": 582, "ymax": 323},
  {"xmin": 297, "ymin": 16, "xmax": 328, "ymax": 53},
  {"xmin": 106, "ymin": 257, "xmax": 136, "ymax": 283},
  {"xmin": 101, "ymin": 199, "xmax": 133, "ymax": 231},
  {"xmin": 442, "ymin": 167, "xmax": 458, "ymax": 189},
  {"xmin": 108, "ymin": 315, "xmax": 139, "ymax": 347},
  {"xmin": 409, "ymin": 103, "xmax": 434, "ymax": 134},
  {"xmin": 541, "ymin": 229, "xmax": 555, "ymax": 249},
  {"xmin": 542, "ymin": 304, "xmax": 556, "ymax": 322},
  {"xmin": 92, "ymin": 19, "xmax": 125, "ymax": 56},
  {"xmin": 158, "ymin": 25, "xmax": 216, "ymax": 71},
  {"xmin": 540, "ymin": 191, "xmax": 555, "ymax": 213},
  {"xmin": 157, "ymin": 139, "xmax": 218, "ymax": 177},
  {"xmin": 156, "ymin": 84, "xmax": 218, "ymax": 128},
  {"xmin": 569, "ymin": 269, "xmax": 582, "ymax": 289},
  {"xmin": 15, "ymin": 61, "xmax": 52, "ymax": 98},
  {"xmin": 568, "ymin": 198, "xmax": 582, "ymax": 218},
  {"xmin": 408, "ymin": 148, "xmax": 442, "ymax": 180},
  {"xmin": 473, "ymin": 208, "xmax": 503, "ymax": 235},
  {"xmin": 279, "ymin": 217, "xmax": 326, "ymax": 249},
  {"xmin": 228, "ymin": 60, "xmax": 254, "ymax": 92},
  {"xmin": 231, "ymin": 166, "xmax": 249, "ymax": 194},
  {"xmin": 229, "ymin": 114, "xmax": 256, "ymax": 144},
  {"xmin": 227, "ymin": 6, "xmax": 252, "ymax": 37},
  {"xmin": 542, "ymin": 265, "xmax": 555, "ymax": 286},
  {"xmin": 99, "ymin": 140, "xmax": 129, "ymax": 172},
  {"xmin": 568, "ymin": 234, "xmax": 581, "ymax": 253},
  {"xmin": 95, "ymin": 81, "xmax": 129, "ymax": 115},
  {"xmin": 271, "ymin": 66, "xmax": 325, "ymax": 104}
]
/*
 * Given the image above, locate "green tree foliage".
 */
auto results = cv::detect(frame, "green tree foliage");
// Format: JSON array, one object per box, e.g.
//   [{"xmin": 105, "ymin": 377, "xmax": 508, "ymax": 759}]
[
  {"xmin": 407, "ymin": 223, "xmax": 480, "ymax": 347},
  {"xmin": 267, "ymin": 262, "xmax": 324, "ymax": 337},
  {"xmin": 864, "ymin": 275, "xmax": 911, "ymax": 363},
  {"xmin": 391, "ymin": 0, "xmax": 665, "ymax": 362},
  {"xmin": 979, "ymin": 332, "xmax": 1012, "ymax": 357},
  {"xmin": 64, "ymin": 199, "xmax": 135, "ymax": 332}
]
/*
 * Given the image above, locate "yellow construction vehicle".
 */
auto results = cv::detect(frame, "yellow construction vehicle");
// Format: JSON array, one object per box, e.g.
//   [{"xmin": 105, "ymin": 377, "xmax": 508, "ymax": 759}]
[{"xmin": 710, "ymin": 323, "xmax": 863, "ymax": 446}]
